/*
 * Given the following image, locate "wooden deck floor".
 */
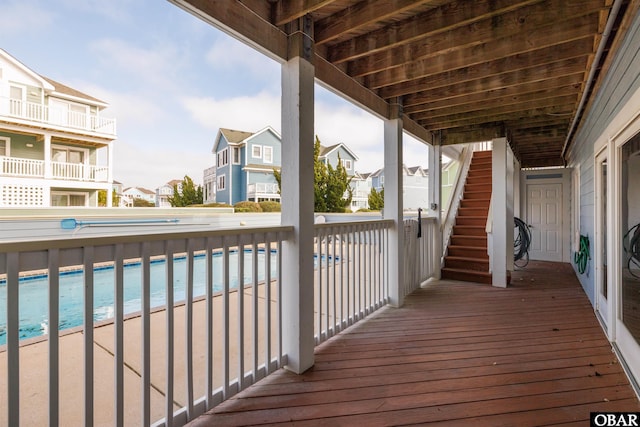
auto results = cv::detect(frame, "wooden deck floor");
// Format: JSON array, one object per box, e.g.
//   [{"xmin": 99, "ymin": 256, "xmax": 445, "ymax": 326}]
[{"xmin": 188, "ymin": 261, "xmax": 640, "ymax": 426}]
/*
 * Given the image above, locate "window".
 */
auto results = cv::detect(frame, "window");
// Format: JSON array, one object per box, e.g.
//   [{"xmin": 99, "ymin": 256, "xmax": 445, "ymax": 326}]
[
  {"xmin": 263, "ymin": 146, "xmax": 273, "ymax": 163},
  {"xmin": 51, "ymin": 192, "xmax": 87, "ymax": 207},
  {"xmin": 252, "ymin": 144, "xmax": 262, "ymax": 159},
  {"xmin": 217, "ymin": 148, "xmax": 228, "ymax": 167},
  {"xmin": 341, "ymin": 159, "xmax": 352, "ymax": 170},
  {"xmin": 217, "ymin": 174, "xmax": 226, "ymax": 191},
  {"xmin": 0, "ymin": 137, "xmax": 10, "ymax": 157},
  {"xmin": 232, "ymin": 147, "xmax": 241, "ymax": 164},
  {"xmin": 52, "ymin": 145, "xmax": 86, "ymax": 164}
]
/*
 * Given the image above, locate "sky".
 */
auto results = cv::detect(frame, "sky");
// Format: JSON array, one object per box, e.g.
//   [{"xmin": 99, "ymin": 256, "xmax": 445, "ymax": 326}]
[{"xmin": 1, "ymin": 0, "xmax": 431, "ymax": 190}]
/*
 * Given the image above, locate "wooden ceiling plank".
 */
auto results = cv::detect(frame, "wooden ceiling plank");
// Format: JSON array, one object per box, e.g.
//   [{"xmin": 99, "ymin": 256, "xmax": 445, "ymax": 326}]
[
  {"xmin": 380, "ymin": 38, "xmax": 592, "ymax": 100},
  {"xmin": 407, "ymin": 84, "xmax": 581, "ymax": 118},
  {"xmin": 413, "ymin": 94, "xmax": 578, "ymax": 123},
  {"xmin": 365, "ymin": 14, "xmax": 599, "ymax": 88},
  {"xmin": 273, "ymin": 0, "xmax": 339, "ymax": 26},
  {"xmin": 403, "ymin": 72, "xmax": 584, "ymax": 113},
  {"xmin": 314, "ymin": 0, "xmax": 434, "ymax": 45},
  {"xmin": 420, "ymin": 103, "xmax": 575, "ymax": 130},
  {"xmin": 327, "ymin": 0, "xmax": 543, "ymax": 63},
  {"xmin": 347, "ymin": 2, "xmax": 603, "ymax": 79}
]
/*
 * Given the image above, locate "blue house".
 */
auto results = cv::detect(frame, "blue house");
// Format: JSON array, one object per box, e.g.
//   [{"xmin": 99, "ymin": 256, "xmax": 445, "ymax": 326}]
[{"xmin": 210, "ymin": 126, "xmax": 281, "ymax": 205}]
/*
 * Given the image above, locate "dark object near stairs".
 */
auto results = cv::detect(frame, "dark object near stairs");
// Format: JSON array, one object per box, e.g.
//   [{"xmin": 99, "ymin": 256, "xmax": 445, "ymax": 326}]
[{"xmin": 442, "ymin": 151, "xmax": 492, "ymax": 284}]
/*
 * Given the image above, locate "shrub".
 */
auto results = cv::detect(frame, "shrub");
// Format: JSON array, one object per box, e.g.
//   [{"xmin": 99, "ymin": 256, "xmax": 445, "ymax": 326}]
[
  {"xmin": 357, "ymin": 208, "xmax": 372, "ymax": 212},
  {"xmin": 190, "ymin": 202, "xmax": 233, "ymax": 208},
  {"xmin": 259, "ymin": 201, "xmax": 281, "ymax": 212},
  {"xmin": 234, "ymin": 201, "xmax": 263, "ymax": 213}
]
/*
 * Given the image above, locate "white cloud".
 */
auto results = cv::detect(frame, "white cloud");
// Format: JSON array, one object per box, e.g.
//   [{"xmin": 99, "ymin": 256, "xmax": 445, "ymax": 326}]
[
  {"xmin": 0, "ymin": 1, "xmax": 54, "ymax": 36},
  {"xmin": 205, "ymin": 37, "xmax": 280, "ymax": 81},
  {"xmin": 113, "ymin": 141, "xmax": 211, "ymax": 189},
  {"xmin": 60, "ymin": 0, "xmax": 135, "ymax": 23},
  {"xmin": 181, "ymin": 92, "xmax": 281, "ymax": 133}
]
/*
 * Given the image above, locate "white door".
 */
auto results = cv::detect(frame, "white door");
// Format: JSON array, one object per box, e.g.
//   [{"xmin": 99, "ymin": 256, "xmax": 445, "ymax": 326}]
[{"xmin": 527, "ymin": 183, "xmax": 563, "ymax": 261}]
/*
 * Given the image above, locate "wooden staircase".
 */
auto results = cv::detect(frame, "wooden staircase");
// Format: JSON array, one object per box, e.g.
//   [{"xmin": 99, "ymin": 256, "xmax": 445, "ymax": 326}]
[{"xmin": 442, "ymin": 150, "xmax": 492, "ymax": 284}]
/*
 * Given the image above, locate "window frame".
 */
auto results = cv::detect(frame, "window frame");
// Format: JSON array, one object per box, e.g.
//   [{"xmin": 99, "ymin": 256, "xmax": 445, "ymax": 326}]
[
  {"xmin": 217, "ymin": 174, "xmax": 226, "ymax": 191},
  {"xmin": 263, "ymin": 146, "xmax": 273, "ymax": 163},
  {"xmin": 252, "ymin": 144, "xmax": 262, "ymax": 159}
]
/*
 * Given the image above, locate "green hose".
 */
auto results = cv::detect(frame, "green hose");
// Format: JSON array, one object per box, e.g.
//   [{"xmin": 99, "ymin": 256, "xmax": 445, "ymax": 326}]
[{"xmin": 574, "ymin": 235, "xmax": 590, "ymax": 275}]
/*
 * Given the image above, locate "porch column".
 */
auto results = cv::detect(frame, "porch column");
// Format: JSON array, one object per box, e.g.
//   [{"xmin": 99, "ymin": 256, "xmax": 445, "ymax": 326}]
[
  {"xmin": 280, "ymin": 18, "xmax": 315, "ymax": 374},
  {"xmin": 428, "ymin": 140, "xmax": 442, "ymax": 279},
  {"xmin": 513, "ymin": 157, "xmax": 521, "ymax": 218},
  {"xmin": 384, "ymin": 99, "xmax": 405, "ymax": 307},
  {"xmin": 490, "ymin": 137, "xmax": 514, "ymax": 288},
  {"xmin": 43, "ymin": 133, "xmax": 52, "ymax": 179}
]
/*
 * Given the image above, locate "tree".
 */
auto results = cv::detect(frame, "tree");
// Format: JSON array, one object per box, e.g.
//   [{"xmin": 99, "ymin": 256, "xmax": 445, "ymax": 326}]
[
  {"xmin": 368, "ymin": 187, "xmax": 384, "ymax": 210},
  {"xmin": 133, "ymin": 198, "xmax": 155, "ymax": 207},
  {"xmin": 168, "ymin": 175, "xmax": 203, "ymax": 207},
  {"xmin": 274, "ymin": 136, "xmax": 352, "ymax": 212}
]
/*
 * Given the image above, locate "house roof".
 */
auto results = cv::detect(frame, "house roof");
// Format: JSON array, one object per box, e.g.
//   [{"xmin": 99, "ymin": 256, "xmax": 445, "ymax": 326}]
[
  {"xmin": 318, "ymin": 143, "xmax": 359, "ymax": 161},
  {"xmin": 124, "ymin": 186, "xmax": 155, "ymax": 195},
  {"xmin": 213, "ymin": 128, "xmax": 255, "ymax": 153},
  {"xmin": 40, "ymin": 76, "xmax": 108, "ymax": 107}
]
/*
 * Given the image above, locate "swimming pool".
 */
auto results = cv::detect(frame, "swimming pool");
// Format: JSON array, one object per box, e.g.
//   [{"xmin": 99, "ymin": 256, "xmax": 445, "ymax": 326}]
[{"xmin": 0, "ymin": 249, "xmax": 278, "ymax": 345}]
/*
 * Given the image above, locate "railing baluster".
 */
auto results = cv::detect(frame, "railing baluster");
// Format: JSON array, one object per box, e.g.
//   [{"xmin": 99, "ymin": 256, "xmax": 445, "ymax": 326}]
[
  {"xmin": 113, "ymin": 243, "xmax": 124, "ymax": 427},
  {"xmin": 185, "ymin": 240, "xmax": 194, "ymax": 418},
  {"xmin": 316, "ymin": 229, "xmax": 322, "ymax": 342},
  {"xmin": 339, "ymin": 226, "xmax": 344, "ymax": 331},
  {"xmin": 237, "ymin": 241, "xmax": 245, "ymax": 389},
  {"xmin": 332, "ymin": 226, "xmax": 337, "ymax": 335},
  {"xmin": 205, "ymin": 238, "xmax": 213, "ymax": 408},
  {"xmin": 141, "ymin": 242, "xmax": 151, "ymax": 427},
  {"xmin": 83, "ymin": 247, "xmax": 94, "ymax": 427},
  {"xmin": 222, "ymin": 239, "xmax": 230, "ymax": 398},
  {"xmin": 252, "ymin": 241, "xmax": 259, "ymax": 381},
  {"xmin": 49, "ymin": 249, "xmax": 60, "ymax": 427},
  {"xmin": 165, "ymin": 241, "xmax": 175, "ymax": 427},
  {"xmin": 265, "ymin": 235, "xmax": 272, "ymax": 374},
  {"xmin": 277, "ymin": 237, "xmax": 283, "ymax": 367},
  {"xmin": 6, "ymin": 252, "xmax": 19, "ymax": 427}
]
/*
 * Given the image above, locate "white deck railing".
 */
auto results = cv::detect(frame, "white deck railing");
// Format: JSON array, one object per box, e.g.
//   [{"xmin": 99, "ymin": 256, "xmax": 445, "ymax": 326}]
[
  {"xmin": 247, "ymin": 183, "xmax": 280, "ymax": 197},
  {"xmin": 1, "ymin": 97, "xmax": 117, "ymax": 136},
  {"xmin": 0, "ymin": 156, "xmax": 109, "ymax": 182},
  {"xmin": 0, "ymin": 217, "xmax": 439, "ymax": 426}
]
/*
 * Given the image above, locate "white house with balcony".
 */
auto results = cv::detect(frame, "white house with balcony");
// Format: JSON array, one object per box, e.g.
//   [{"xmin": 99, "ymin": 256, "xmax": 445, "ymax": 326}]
[
  {"xmin": 156, "ymin": 179, "xmax": 183, "ymax": 207},
  {"xmin": 0, "ymin": 49, "xmax": 116, "ymax": 207}
]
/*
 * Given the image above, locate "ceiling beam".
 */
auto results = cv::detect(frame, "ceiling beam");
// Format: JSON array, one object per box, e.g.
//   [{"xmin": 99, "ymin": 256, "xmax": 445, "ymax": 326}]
[
  {"xmin": 441, "ymin": 125, "xmax": 506, "ymax": 145},
  {"xmin": 272, "ymin": 0, "xmax": 337, "ymax": 26},
  {"xmin": 328, "ymin": 0, "xmax": 543, "ymax": 64},
  {"xmin": 363, "ymin": 14, "xmax": 598, "ymax": 88},
  {"xmin": 314, "ymin": 0, "xmax": 435, "ymax": 45},
  {"xmin": 379, "ymin": 38, "xmax": 592, "ymax": 99}
]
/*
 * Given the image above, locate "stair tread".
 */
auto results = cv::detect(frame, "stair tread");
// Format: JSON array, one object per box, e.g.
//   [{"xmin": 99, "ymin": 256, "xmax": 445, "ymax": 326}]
[
  {"xmin": 442, "ymin": 267, "xmax": 492, "ymax": 276},
  {"xmin": 444, "ymin": 255, "xmax": 489, "ymax": 262}
]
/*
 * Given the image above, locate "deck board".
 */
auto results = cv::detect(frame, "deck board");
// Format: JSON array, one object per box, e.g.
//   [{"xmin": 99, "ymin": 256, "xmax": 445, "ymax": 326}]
[{"xmin": 187, "ymin": 261, "xmax": 640, "ymax": 426}]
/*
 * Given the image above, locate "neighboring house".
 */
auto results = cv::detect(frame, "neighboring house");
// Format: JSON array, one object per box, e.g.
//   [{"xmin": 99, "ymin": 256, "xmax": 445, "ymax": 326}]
[
  {"xmin": 203, "ymin": 166, "xmax": 216, "ymax": 204},
  {"xmin": 318, "ymin": 143, "xmax": 358, "ymax": 174},
  {"xmin": 211, "ymin": 126, "xmax": 281, "ymax": 205},
  {"xmin": 122, "ymin": 187, "xmax": 155, "ymax": 205},
  {"xmin": 156, "ymin": 179, "xmax": 182, "ymax": 207},
  {"xmin": 349, "ymin": 171, "xmax": 372, "ymax": 212},
  {"xmin": 0, "ymin": 48, "xmax": 116, "ymax": 207},
  {"xmin": 367, "ymin": 165, "xmax": 429, "ymax": 211}
]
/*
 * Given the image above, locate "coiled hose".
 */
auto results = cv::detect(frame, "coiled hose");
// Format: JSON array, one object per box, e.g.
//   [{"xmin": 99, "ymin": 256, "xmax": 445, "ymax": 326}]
[
  {"xmin": 574, "ymin": 235, "xmax": 590, "ymax": 275},
  {"xmin": 624, "ymin": 223, "xmax": 640, "ymax": 278},
  {"xmin": 514, "ymin": 217, "xmax": 531, "ymax": 268}
]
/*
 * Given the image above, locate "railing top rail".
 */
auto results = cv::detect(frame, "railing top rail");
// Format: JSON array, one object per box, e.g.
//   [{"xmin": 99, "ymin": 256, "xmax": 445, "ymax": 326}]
[
  {"xmin": 0, "ymin": 225, "xmax": 295, "ymax": 253},
  {"xmin": 313, "ymin": 218, "xmax": 394, "ymax": 230}
]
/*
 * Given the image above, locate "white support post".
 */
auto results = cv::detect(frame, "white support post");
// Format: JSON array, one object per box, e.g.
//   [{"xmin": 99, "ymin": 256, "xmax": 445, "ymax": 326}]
[
  {"xmin": 513, "ymin": 156, "xmax": 521, "ymax": 218},
  {"xmin": 107, "ymin": 142, "xmax": 114, "ymax": 208},
  {"xmin": 384, "ymin": 101, "xmax": 404, "ymax": 307},
  {"xmin": 490, "ymin": 137, "xmax": 514, "ymax": 287},
  {"xmin": 280, "ymin": 28, "xmax": 315, "ymax": 374},
  {"xmin": 428, "ymin": 141, "xmax": 442, "ymax": 279}
]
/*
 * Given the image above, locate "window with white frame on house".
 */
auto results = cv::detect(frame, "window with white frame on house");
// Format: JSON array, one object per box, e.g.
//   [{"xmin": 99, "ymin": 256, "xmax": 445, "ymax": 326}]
[
  {"xmin": 52, "ymin": 145, "xmax": 86, "ymax": 164},
  {"xmin": 341, "ymin": 159, "xmax": 352, "ymax": 170},
  {"xmin": 232, "ymin": 147, "xmax": 241, "ymax": 164},
  {"xmin": 217, "ymin": 174, "xmax": 226, "ymax": 190},
  {"xmin": 217, "ymin": 148, "xmax": 228, "ymax": 167},
  {"xmin": 51, "ymin": 192, "xmax": 87, "ymax": 207},
  {"xmin": 252, "ymin": 144, "xmax": 262, "ymax": 159},
  {"xmin": 263, "ymin": 146, "xmax": 273, "ymax": 163},
  {"xmin": 0, "ymin": 137, "xmax": 10, "ymax": 156}
]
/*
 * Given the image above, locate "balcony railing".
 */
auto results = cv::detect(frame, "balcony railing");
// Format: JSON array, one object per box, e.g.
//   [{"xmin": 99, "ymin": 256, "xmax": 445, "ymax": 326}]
[
  {"xmin": 0, "ymin": 217, "xmax": 438, "ymax": 426},
  {"xmin": 1, "ymin": 97, "xmax": 116, "ymax": 136},
  {"xmin": 247, "ymin": 182, "xmax": 280, "ymax": 196},
  {"xmin": 0, "ymin": 156, "xmax": 109, "ymax": 182}
]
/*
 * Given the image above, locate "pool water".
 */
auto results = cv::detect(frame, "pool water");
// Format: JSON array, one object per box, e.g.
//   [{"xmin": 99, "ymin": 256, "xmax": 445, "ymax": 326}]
[{"xmin": 0, "ymin": 249, "xmax": 277, "ymax": 345}]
